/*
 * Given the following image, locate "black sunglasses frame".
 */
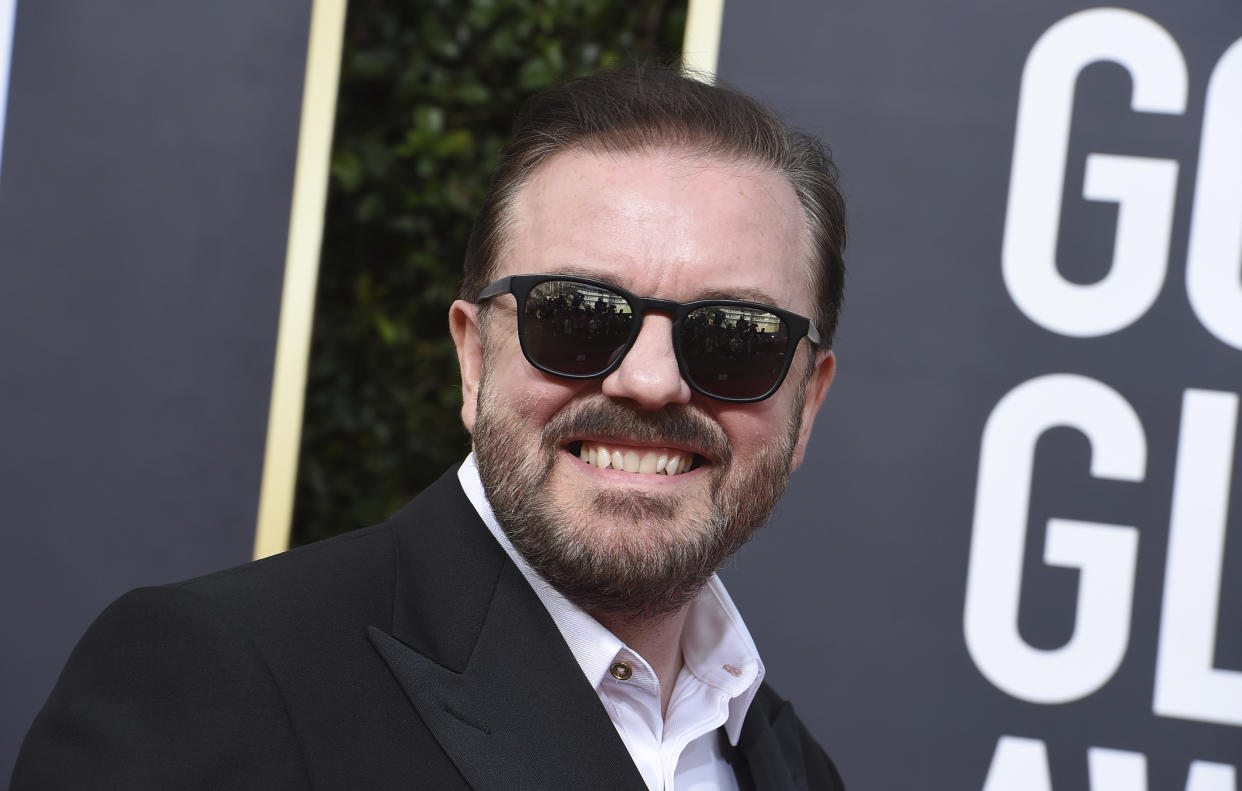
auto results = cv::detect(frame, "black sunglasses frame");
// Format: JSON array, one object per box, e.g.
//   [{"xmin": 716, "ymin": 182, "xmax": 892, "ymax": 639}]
[{"xmin": 476, "ymin": 273, "xmax": 821, "ymax": 403}]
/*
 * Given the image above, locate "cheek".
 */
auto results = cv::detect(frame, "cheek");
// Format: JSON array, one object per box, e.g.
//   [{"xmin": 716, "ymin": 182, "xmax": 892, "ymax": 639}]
[
  {"xmin": 714, "ymin": 374, "xmax": 814, "ymax": 461},
  {"xmin": 485, "ymin": 352, "xmax": 585, "ymax": 427},
  {"xmin": 711, "ymin": 401, "xmax": 787, "ymax": 455}
]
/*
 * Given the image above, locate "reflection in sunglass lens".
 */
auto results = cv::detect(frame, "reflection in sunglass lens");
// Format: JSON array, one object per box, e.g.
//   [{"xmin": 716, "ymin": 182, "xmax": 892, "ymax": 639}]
[
  {"xmin": 523, "ymin": 280, "xmax": 635, "ymax": 375},
  {"xmin": 680, "ymin": 305, "xmax": 789, "ymax": 400}
]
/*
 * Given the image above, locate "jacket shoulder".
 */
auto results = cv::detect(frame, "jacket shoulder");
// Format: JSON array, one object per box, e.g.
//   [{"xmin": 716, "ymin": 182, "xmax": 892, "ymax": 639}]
[
  {"xmin": 745, "ymin": 682, "xmax": 847, "ymax": 790},
  {"xmin": 13, "ymin": 584, "xmax": 311, "ymax": 788},
  {"xmin": 175, "ymin": 517, "xmax": 400, "ymax": 625},
  {"xmin": 14, "ymin": 470, "xmax": 471, "ymax": 789}
]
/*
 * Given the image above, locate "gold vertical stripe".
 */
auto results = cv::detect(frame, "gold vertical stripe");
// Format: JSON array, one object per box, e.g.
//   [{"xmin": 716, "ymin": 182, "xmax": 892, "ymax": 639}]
[
  {"xmin": 253, "ymin": 0, "xmax": 348, "ymax": 560},
  {"xmin": 682, "ymin": 0, "xmax": 725, "ymax": 77}
]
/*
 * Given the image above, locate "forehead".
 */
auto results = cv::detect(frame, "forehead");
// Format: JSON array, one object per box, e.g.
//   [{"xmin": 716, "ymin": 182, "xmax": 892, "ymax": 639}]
[{"xmin": 502, "ymin": 148, "xmax": 813, "ymax": 313}]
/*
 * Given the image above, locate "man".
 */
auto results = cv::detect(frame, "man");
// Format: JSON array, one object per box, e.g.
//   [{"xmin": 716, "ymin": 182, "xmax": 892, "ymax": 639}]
[{"xmin": 14, "ymin": 65, "xmax": 846, "ymax": 790}]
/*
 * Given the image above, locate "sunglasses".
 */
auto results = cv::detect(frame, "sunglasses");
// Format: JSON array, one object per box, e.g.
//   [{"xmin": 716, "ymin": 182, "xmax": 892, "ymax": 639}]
[{"xmin": 475, "ymin": 274, "xmax": 821, "ymax": 403}]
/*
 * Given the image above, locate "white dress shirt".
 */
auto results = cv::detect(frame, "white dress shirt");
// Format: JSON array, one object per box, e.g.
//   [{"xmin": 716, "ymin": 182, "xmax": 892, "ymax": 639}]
[{"xmin": 459, "ymin": 454, "xmax": 765, "ymax": 791}]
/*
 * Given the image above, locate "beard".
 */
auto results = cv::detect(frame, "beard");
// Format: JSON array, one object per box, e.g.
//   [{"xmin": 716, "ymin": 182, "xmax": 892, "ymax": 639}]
[{"xmin": 472, "ymin": 365, "xmax": 808, "ymax": 619}]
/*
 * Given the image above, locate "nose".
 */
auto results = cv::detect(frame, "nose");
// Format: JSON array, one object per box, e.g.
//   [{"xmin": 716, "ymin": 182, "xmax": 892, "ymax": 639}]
[{"xmin": 600, "ymin": 314, "xmax": 693, "ymax": 409}]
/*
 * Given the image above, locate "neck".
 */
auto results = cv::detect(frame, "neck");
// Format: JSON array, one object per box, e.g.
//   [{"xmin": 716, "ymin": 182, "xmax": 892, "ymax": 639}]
[{"xmin": 593, "ymin": 606, "xmax": 690, "ymax": 719}]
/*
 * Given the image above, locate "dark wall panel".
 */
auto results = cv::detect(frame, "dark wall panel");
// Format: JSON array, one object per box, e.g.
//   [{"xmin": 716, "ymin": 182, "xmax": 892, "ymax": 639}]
[
  {"xmin": 718, "ymin": 2, "xmax": 1242, "ymax": 787},
  {"xmin": 0, "ymin": 0, "xmax": 310, "ymax": 778}
]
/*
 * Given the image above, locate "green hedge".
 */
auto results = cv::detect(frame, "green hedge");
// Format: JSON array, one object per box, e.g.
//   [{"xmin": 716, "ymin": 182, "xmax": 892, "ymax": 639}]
[{"xmin": 292, "ymin": 0, "xmax": 688, "ymax": 546}]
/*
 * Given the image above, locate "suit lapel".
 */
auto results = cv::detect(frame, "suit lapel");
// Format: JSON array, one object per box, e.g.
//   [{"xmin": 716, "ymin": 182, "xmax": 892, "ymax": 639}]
[
  {"xmin": 734, "ymin": 689, "xmax": 809, "ymax": 791},
  {"xmin": 368, "ymin": 471, "xmax": 646, "ymax": 791}
]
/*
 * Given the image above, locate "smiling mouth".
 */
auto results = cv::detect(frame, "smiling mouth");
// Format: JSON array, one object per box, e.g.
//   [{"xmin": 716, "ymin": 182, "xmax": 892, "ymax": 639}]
[{"xmin": 569, "ymin": 441, "xmax": 704, "ymax": 476}]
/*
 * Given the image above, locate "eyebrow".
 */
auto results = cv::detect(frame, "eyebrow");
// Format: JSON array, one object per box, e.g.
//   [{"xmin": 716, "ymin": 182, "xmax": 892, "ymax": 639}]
[
  {"xmin": 694, "ymin": 286, "xmax": 783, "ymax": 306},
  {"xmin": 551, "ymin": 265, "xmax": 784, "ymax": 308}
]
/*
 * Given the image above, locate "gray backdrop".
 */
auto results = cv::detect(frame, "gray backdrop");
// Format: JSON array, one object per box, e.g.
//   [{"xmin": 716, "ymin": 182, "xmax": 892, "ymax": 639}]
[
  {"xmin": 718, "ymin": 1, "xmax": 1242, "ymax": 788},
  {"xmin": 0, "ymin": 0, "xmax": 309, "ymax": 779}
]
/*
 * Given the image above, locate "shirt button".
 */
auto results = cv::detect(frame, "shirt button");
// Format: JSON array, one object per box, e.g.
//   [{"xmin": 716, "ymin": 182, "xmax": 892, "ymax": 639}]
[{"xmin": 610, "ymin": 661, "xmax": 633, "ymax": 680}]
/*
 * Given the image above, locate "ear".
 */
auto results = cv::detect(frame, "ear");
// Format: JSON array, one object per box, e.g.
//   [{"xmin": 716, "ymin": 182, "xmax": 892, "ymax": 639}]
[
  {"xmin": 791, "ymin": 349, "xmax": 836, "ymax": 469},
  {"xmin": 449, "ymin": 300, "xmax": 484, "ymax": 433}
]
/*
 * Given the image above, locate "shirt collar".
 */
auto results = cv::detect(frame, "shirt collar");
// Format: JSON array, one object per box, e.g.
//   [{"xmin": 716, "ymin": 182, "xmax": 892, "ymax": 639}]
[{"xmin": 458, "ymin": 453, "xmax": 765, "ymax": 744}]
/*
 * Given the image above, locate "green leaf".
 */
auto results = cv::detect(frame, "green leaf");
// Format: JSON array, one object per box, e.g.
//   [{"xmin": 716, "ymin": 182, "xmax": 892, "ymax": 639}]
[
  {"xmin": 413, "ymin": 104, "xmax": 445, "ymax": 134},
  {"xmin": 293, "ymin": 0, "xmax": 689, "ymax": 548},
  {"xmin": 331, "ymin": 151, "xmax": 364, "ymax": 192}
]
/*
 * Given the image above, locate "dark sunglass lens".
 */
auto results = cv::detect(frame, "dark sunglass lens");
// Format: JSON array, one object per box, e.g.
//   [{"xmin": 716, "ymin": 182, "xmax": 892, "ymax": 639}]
[
  {"xmin": 681, "ymin": 306, "xmax": 790, "ymax": 399},
  {"xmin": 523, "ymin": 280, "xmax": 635, "ymax": 375}
]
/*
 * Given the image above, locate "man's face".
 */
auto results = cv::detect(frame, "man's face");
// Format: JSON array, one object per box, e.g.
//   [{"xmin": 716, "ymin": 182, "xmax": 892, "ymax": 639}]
[{"xmin": 450, "ymin": 148, "xmax": 835, "ymax": 616}]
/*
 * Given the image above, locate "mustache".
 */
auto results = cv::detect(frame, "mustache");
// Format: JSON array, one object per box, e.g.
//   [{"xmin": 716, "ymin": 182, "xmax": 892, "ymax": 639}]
[{"xmin": 541, "ymin": 397, "xmax": 732, "ymax": 465}]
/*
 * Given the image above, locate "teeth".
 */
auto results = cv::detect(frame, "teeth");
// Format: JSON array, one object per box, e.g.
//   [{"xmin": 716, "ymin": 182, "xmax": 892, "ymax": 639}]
[
  {"xmin": 576, "ymin": 443, "xmax": 694, "ymax": 475},
  {"xmin": 624, "ymin": 451, "xmax": 640, "ymax": 473}
]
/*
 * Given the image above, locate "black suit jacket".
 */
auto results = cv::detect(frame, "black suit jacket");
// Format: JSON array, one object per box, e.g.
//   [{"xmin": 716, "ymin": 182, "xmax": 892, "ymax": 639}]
[{"xmin": 14, "ymin": 469, "xmax": 844, "ymax": 790}]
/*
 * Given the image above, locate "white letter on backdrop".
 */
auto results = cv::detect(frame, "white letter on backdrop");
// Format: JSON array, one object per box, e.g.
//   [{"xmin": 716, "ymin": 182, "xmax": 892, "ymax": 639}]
[
  {"xmin": 965, "ymin": 374, "xmax": 1145, "ymax": 703},
  {"xmin": 1186, "ymin": 762, "xmax": 1238, "ymax": 791},
  {"xmin": 0, "ymin": 0, "xmax": 17, "ymax": 186},
  {"xmin": 1002, "ymin": 8, "xmax": 1186, "ymax": 337},
  {"xmin": 982, "ymin": 736, "xmax": 1053, "ymax": 791},
  {"xmin": 1154, "ymin": 390, "xmax": 1242, "ymax": 726},
  {"xmin": 1088, "ymin": 747, "xmax": 1148, "ymax": 790},
  {"xmin": 1186, "ymin": 37, "xmax": 1242, "ymax": 351}
]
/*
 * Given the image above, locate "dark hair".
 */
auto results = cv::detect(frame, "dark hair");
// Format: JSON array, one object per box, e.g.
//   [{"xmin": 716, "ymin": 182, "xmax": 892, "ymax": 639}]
[{"xmin": 461, "ymin": 64, "xmax": 846, "ymax": 347}]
